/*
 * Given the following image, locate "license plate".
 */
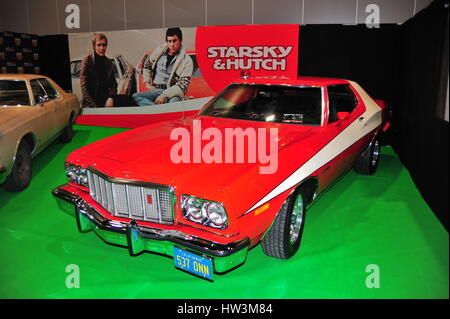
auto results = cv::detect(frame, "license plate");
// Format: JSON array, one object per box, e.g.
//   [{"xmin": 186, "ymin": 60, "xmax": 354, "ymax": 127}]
[{"xmin": 174, "ymin": 247, "xmax": 213, "ymax": 281}]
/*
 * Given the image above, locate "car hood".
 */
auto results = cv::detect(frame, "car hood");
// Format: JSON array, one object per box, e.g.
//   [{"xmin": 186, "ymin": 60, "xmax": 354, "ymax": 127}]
[{"xmin": 69, "ymin": 116, "xmax": 327, "ymax": 214}]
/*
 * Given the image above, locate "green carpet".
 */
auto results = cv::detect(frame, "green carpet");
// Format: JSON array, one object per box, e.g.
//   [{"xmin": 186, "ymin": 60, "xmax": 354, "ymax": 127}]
[{"xmin": 0, "ymin": 125, "xmax": 447, "ymax": 299}]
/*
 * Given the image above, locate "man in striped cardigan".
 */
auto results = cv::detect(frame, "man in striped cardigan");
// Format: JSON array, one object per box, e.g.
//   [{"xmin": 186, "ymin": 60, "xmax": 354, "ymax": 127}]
[{"xmin": 132, "ymin": 27, "xmax": 193, "ymax": 106}]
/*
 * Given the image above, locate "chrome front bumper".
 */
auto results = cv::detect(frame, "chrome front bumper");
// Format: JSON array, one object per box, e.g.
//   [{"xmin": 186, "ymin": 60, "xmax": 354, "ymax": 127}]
[{"xmin": 52, "ymin": 185, "xmax": 249, "ymax": 273}]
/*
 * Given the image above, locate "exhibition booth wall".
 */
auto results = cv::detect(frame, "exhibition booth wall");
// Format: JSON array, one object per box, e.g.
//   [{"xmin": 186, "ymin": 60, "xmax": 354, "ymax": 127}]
[
  {"xmin": 1, "ymin": 2, "xmax": 448, "ymax": 230},
  {"xmin": 395, "ymin": 0, "xmax": 448, "ymax": 230},
  {"xmin": 0, "ymin": 1, "xmax": 447, "ymax": 299}
]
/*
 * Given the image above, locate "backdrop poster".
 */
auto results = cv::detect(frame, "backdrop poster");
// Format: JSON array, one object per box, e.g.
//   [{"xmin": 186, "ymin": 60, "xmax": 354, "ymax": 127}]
[
  {"xmin": 70, "ymin": 25, "xmax": 300, "ymax": 127},
  {"xmin": 68, "ymin": 27, "xmax": 216, "ymax": 108}
]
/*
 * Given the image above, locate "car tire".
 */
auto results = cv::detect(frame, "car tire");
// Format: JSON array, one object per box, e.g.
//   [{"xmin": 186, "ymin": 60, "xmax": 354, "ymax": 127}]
[
  {"xmin": 354, "ymin": 138, "xmax": 381, "ymax": 175},
  {"xmin": 261, "ymin": 188, "xmax": 307, "ymax": 259},
  {"xmin": 59, "ymin": 119, "xmax": 74, "ymax": 143},
  {"xmin": 4, "ymin": 140, "xmax": 32, "ymax": 192}
]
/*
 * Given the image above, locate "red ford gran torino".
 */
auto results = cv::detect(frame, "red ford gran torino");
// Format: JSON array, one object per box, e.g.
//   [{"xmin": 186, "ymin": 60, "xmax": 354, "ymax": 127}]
[{"xmin": 52, "ymin": 76, "xmax": 390, "ymax": 280}]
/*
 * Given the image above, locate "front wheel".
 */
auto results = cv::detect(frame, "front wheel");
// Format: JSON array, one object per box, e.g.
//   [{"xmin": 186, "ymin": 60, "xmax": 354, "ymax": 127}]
[
  {"xmin": 59, "ymin": 119, "xmax": 73, "ymax": 143},
  {"xmin": 4, "ymin": 140, "xmax": 32, "ymax": 192},
  {"xmin": 261, "ymin": 188, "xmax": 307, "ymax": 259}
]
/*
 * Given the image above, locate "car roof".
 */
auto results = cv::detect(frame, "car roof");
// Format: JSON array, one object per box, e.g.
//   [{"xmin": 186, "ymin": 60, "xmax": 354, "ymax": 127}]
[
  {"xmin": 233, "ymin": 76, "xmax": 350, "ymax": 86},
  {"xmin": 0, "ymin": 73, "xmax": 50, "ymax": 81}
]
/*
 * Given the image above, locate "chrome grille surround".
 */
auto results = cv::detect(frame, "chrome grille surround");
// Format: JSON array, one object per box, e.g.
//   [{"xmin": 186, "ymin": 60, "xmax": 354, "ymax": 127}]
[{"xmin": 86, "ymin": 168, "xmax": 174, "ymax": 225}]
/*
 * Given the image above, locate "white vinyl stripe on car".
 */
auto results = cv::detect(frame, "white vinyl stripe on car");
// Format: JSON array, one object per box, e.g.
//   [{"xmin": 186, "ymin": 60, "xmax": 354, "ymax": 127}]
[{"xmin": 243, "ymin": 82, "xmax": 383, "ymax": 215}]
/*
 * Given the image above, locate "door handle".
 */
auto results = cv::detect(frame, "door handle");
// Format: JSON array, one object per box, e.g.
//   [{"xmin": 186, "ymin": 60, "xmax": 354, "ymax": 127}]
[
  {"xmin": 321, "ymin": 166, "xmax": 330, "ymax": 174},
  {"xmin": 359, "ymin": 116, "xmax": 365, "ymax": 121}
]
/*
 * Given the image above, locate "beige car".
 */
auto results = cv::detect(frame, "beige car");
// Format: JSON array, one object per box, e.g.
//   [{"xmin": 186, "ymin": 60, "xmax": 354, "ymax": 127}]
[{"xmin": 0, "ymin": 74, "xmax": 80, "ymax": 191}]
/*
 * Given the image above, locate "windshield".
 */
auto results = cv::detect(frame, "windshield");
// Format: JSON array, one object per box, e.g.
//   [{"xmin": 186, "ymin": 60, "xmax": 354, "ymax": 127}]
[
  {"xmin": 200, "ymin": 84, "xmax": 322, "ymax": 125},
  {"xmin": 0, "ymin": 80, "xmax": 30, "ymax": 106},
  {"xmin": 117, "ymin": 56, "xmax": 128, "ymax": 75},
  {"xmin": 71, "ymin": 60, "xmax": 81, "ymax": 78}
]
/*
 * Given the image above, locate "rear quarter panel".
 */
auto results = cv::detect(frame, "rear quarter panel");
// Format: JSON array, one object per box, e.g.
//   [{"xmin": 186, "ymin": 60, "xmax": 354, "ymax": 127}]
[{"xmin": 0, "ymin": 108, "xmax": 42, "ymax": 176}]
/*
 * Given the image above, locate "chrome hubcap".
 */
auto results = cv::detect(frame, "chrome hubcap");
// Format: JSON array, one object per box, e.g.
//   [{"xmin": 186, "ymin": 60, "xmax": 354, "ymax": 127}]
[
  {"xmin": 372, "ymin": 140, "xmax": 380, "ymax": 167},
  {"xmin": 289, "ymin": 194, "xmax": 304, "ymax": 244}
]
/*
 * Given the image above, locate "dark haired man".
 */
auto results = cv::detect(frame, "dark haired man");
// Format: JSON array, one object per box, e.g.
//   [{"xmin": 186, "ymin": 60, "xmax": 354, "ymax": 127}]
[{"xmin": 132, "ymin": 27, "xmax": 193, "ymax": 106}]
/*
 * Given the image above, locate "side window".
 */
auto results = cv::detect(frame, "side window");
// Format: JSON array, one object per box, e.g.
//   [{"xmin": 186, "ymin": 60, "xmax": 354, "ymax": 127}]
[
  {"xmin": 110, "ymin": 58, "xmax": 120, "ymax": 78},
  {"xmin": 138, "ymin": 54, "xmax": 147, "ymax": 71},
  {"xmin": 327, "ymin": 85, "xmax": 358, "ymax": 123},
  {"xmin": 38, "ymin": 79, "xmax": 59, "ymax": 99},
  {"xmin": 0, "ymin": 80, "xmax": 30, "ymax": 105},
  {"xmin": 30, "ymin": 79, "xmax": 47, "ymax": 104}
]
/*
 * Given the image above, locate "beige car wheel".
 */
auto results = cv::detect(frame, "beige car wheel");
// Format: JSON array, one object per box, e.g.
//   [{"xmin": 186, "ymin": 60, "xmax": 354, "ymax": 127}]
[{"xmin": 4, "ymin": 140, "xmax": 32, "ymax": 192}]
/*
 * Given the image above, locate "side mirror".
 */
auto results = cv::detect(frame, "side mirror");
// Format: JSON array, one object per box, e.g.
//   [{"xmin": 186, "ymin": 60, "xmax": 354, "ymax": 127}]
[
  {"xmin": 337, "ymin": 112, "xmax": 350, "ymax": 121},
  {"xmin": 37, "ymin": 95, "xmax": 49, "ymax": 104}
]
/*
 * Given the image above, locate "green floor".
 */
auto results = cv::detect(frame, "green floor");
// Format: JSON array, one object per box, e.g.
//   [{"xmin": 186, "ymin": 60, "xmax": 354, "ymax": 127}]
[{"xmin": 0, "ymin": 125, "xmax": 448, "ymax": 299}]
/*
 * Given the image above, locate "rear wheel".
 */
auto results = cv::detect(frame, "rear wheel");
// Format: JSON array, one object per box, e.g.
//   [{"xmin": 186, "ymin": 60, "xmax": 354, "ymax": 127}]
[
  {"xmin": 4, "ymin": 140, "xmax": 32, "ymax": 192},
  {"xmin": 261, "ymin": 188, "xmax": 307, "ymax": 259},
  {"xmin": 354, "ymin": 139, "xmax": 381, "ymax": 175}
]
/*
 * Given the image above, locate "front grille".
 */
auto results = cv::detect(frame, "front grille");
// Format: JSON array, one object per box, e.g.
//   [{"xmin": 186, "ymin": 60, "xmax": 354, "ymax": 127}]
[{"xmin": 87, "ymin": 170, "xmax": 174, "ymax": 224}]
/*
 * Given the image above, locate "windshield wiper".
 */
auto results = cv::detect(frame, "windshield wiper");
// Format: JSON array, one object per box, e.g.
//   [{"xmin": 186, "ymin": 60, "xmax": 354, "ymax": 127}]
[
  {"xmin": 245, "ymin": 112, "xmax": 265, "ymax": 120},
  {"xmin": 208, "ymin": 110, "xmax": 231, "ymax": 117}
]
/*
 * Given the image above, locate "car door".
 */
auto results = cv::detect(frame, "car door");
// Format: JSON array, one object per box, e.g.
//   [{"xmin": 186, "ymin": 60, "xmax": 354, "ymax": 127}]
[
  {"xmin": 28, "ymin": 79, "xmax": 57, "ymax": 147},
  {"xmin": 30, "ymin": 78, "xmax": 65, "ymax": 140},
  {"xmin": 38, "ymin": 78, "xmax": 67, "ymax": 132},
  {"xmin": 318, "ymin": 84, "xmax": 362, "ymax": 191}
]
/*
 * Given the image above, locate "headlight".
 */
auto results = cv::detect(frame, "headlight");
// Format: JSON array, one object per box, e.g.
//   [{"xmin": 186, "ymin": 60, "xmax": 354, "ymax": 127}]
[
  {"xmin": 206, "ymin": 202, "xmax": 227, "ymax": 226},
  {"xmin": 65, "ymin": 162, "xmax": 88, "ymax": 187},
  {"xmin": 181, "ymin": 195, "xmax": 228, "ymax": 229},
  {"xmin": 185, "ymin": 196, "xmax": 204, "ymax": 220}
]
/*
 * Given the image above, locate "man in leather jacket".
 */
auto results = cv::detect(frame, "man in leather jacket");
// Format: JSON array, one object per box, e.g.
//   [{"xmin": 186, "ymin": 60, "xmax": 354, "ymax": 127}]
[{"xmin": 80, "ymin": 33, "xmax": 117, "ymax": 108}]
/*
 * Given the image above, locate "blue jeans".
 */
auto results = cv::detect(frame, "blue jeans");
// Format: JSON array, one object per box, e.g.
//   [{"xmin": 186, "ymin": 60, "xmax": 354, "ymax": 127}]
[{"xmin": 132, "ymin": 88, "xmax": 181, "ymax": 106}]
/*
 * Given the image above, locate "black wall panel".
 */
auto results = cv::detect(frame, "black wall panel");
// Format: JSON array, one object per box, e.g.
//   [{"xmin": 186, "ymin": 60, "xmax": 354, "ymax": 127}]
[
  {"xmin": 395, "ymin": 0, "xmax": 448, "ymax": 229},
  {"xmin": 298, "ymin": 24, "xmax": 401, "ymax": 108},
  {"xmin": 38, "ymin": 34, "xmax": 71, "ymax": 92},
  {"xmin": 298, "ymin": 0, "xmax": 449, "ymax": 229}
]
